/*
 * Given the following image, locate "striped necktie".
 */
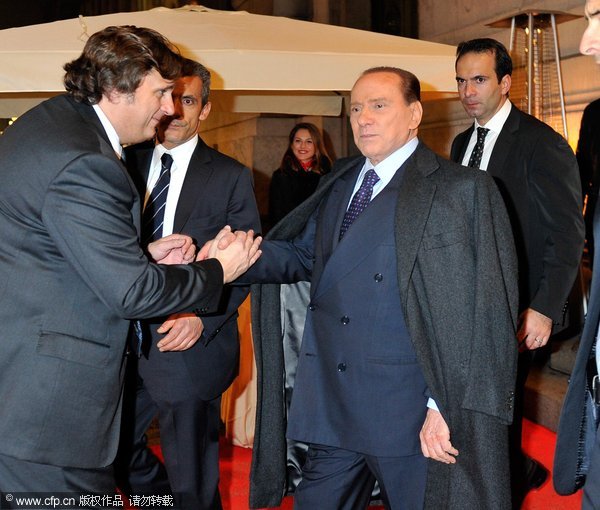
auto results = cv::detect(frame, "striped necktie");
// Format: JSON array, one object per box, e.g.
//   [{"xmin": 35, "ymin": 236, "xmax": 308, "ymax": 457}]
[{"xmin": 142, "ymin": 153, "xmax": 173, "ymax": 245}]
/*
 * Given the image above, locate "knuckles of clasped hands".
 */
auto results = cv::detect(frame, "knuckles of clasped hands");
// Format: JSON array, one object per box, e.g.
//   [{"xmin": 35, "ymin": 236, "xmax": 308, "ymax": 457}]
[
  {"xmin": 148, "ymin": 227, "xmax": 262, "ymax": 284},
  {"xmin": 197, "ymin": 226, "xmax": 262, "ymax": 283}
]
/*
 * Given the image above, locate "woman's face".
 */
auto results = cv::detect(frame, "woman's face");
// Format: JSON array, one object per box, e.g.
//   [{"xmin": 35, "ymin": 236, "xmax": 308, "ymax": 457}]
[{"xmin": 291, "ymin": 129, "xmax": 316, "ymax": 164}]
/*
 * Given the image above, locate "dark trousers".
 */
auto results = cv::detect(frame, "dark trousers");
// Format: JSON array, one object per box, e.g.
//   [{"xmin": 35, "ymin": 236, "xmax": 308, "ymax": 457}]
[
  {"xmin": 116, "ymin": 354, "xmax": 222, "ymax": 510},
  {"xmin": 293, "ymin": 443, "xmax": 427, "ymax": 510}
]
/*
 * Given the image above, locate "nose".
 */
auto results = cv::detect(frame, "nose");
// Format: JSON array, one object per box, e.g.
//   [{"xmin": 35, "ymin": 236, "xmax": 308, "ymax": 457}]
[
  {"xmin": 463, "ymin": 81, "xmax": 476, "ymax": 97},
  {"xmin": 580, "ymin": 26, "xmax": 595, "ymax": 56},
  {"xmin": 161, "ymin": 92, "xmax": 175, "ymax": 117},
  {"xmin": 356, "ymin": 108, "xmax": 372, "ymax": 126}
]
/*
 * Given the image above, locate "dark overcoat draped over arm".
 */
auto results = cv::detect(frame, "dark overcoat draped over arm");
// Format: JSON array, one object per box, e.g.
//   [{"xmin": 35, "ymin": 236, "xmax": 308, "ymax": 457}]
[{"xmin": 249, "ymin": 143, "xmax": 518, "ymax": 509}]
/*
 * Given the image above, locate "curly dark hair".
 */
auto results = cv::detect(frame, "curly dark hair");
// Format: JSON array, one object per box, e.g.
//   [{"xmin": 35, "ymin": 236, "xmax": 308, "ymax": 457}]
[{"xmin": 64, "ymin": 25, "xmax": 182, "ymax": 105}]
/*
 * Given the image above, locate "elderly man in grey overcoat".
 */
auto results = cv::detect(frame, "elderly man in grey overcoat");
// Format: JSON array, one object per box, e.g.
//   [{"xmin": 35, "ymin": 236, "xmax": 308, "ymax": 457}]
[{"xmin": 210, "ymin": 67, "xmax": 519, "ymax": 509}]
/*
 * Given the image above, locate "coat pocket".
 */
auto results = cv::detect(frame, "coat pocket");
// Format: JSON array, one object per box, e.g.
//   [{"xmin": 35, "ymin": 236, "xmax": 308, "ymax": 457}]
[
  {"xmin": 37, "ymin": 331, "xmax": 111, "ymax": 367},
  {"xmin": 423, "ymin": 226, "xmax": 467, "ymax": 250}
]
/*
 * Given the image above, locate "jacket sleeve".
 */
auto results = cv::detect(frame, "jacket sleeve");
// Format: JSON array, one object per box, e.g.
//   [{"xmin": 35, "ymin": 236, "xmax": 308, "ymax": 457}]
[
  {"xmin": 200, "ymin": 165, "xmax": 262, "ymax": 344},
  {"xmin": 42, "ymin": 152, "xmax": 224, "ymax": 320},
  {"xmin": 528, "ymin": 132, "xmax": 584, "ymax": 322}
]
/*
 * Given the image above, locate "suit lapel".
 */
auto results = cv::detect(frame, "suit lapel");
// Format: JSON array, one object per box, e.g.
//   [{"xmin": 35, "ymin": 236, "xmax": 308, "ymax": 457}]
[
  {"xmin": 173, "ymin": 139, "xmax": 213, "ymax": 233},
  {"xmin": 486, "ymin": 106, "xmax": 519, "ymax": 178},
  {"xmin": 317, "ymin": 161, "xmax": 362, "ymax": 263},
  {"xmin": 452, "ymin": 126, "xmax": 473, "ymax": 163},
  {"xmin": 72, "ymin": 98, "xmax": 144, "ymax": 234},
  {"xmin": 395, "ymin": 144, "xmax": 438, "ymax": 306},
  {"xmin": 314, "ymin": 183, "xmax": 397, "ymax": 299}
]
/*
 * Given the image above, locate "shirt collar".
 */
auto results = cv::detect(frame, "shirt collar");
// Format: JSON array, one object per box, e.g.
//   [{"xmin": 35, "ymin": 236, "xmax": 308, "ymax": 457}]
[
  {"xmin": 155, "ymin": 135, "xmax": 199, "ymax": 166},
  {"xmin": 369, "ymin": 137, "xmax": 419, "ymax": 177},
  {"xmin": 475, "ymin": 98, "xmax": 512, "ymax": 134},
  {"xmin": 92, "ymin": 104, "xmax": 122, "ymax": 158}
]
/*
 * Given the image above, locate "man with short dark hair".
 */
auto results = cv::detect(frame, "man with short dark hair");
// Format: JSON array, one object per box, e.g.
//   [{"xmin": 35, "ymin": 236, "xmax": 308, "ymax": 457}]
[
  {"xmin": 117, "ymin": 58, "xmax": 260, "ymax": 509},
  {"xmin": 222, "ymin": 66, "xmax": 519, "ymax": 509},
  {"xmin": 0, "ymin": 26, "xmax": 260, "ymax": 492},
  {"xmin": 554, "ymin": 1, "xmax": 600, "ymax": 506},
  {"xmin": 451, "ymin": 37, "xmax": 584, "ymax": 507}
]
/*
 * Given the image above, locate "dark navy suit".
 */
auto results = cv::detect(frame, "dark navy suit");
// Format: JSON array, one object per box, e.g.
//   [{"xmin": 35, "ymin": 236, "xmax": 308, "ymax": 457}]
[{"xmin": 247, "ymin": 142, "xmax": 519, "ymax": 509}]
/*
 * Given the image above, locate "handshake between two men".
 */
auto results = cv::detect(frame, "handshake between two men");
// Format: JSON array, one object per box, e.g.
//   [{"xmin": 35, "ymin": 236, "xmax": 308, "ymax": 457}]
[
  {"xmin": 148, "ymin": 225, "xmax": 262, "ymax": 283},
  {"xmin": 140, "ymin": 226, "xmax": 261, "ymax": 353}
]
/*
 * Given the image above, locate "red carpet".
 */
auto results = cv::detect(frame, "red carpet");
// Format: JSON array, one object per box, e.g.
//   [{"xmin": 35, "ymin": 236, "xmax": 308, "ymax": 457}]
[
  {"xmin": 143, "ymin": 418, "xmax": 582, "ymax": 509},
  {"xmin": 520, "ymin": 419, "xmax": 582, "ymax": 510}
]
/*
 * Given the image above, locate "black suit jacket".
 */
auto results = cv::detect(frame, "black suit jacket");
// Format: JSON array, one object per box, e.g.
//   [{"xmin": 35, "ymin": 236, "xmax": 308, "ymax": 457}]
[
  {"xmin": 0, "ymin": 95, "xmax": 224, "ymax": 470},
  {"xmin": 125, "ymin": 137, "xmax": 261, "ymax": 399},
  {"xmin": 451, "ymin": 104, "xmax": 584, "ymax": 321}
]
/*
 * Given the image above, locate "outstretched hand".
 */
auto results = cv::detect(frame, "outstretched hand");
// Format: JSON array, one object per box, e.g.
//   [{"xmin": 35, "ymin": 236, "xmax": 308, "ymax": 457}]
[{"xmin": 198, "ymin": 226, "xmax": 262, "ymax": 283}]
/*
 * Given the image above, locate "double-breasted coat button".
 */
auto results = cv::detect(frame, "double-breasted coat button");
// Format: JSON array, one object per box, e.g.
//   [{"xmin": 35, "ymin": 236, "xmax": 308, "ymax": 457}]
[
  {"xmin": 337, "ymin": 363, "xmax": 346, "ymax": 372},
  {"xmin": 308, "ymin": 304, "xmax": 316, "ymax": 311},
  {"xmin": 374, "ymin": 273, "xmax": 383, "ymax": 282},
  {"xmin": 341, "ymin": 316, "xmax": 350, "ymax": 325}
]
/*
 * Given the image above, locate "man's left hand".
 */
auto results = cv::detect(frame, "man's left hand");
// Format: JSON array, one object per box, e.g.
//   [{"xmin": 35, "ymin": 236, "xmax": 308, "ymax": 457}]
[
  {"xmin": 517, "ymin": 308, "xmax": 552, "ymax": 351},
  {"xmin": 156, "ymin": 313, "xmax": 204, "ymax": 351},
  {"xmin": 420, "ymin": 408, "xmax": 459, "ymax": 464},
  {"xmin": 147, "ymin": 234, "xmax": 196, "ymax": 265}
]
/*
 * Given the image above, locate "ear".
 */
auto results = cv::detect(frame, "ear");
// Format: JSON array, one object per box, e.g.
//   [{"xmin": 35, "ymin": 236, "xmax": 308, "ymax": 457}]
[
  {"xmin": 500, "ymin": 74, "xmax": 511, "ymax": 96},
  {"xmin": 199, "ymin": 101, "xmax": 212, "ymax": 121},
  {"xmin": 104, "ymin": 89, "xmax": 123, "ymax": 104},
  {"xmin": 408, "ymin": 101, "xmax": 423, "ymax": 130}
]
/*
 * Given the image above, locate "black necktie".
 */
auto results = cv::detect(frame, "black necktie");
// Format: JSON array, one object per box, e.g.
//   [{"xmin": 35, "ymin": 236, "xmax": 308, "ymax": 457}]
[
  {"xmin": 468, "ymin": 127, "xmax": 490, "ymax": 169},
  {"xmin": 142, "ymin": 153, "xmax": 173, "ymax": 245},
  {"xmin": 339, "ymin": 168, "xmax": 380, "ymax": 240}
]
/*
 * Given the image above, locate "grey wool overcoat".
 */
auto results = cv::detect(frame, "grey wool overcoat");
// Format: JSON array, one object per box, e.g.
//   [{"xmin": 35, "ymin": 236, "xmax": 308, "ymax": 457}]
[{"xmin": 248, "ymin": 142, "xmax": 519, "ymax": 509}]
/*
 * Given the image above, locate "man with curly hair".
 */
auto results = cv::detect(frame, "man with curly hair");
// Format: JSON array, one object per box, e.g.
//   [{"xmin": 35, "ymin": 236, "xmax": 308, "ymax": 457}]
[{"xmin": 0, "ymin": 26, "xmax": 260, "ymax": 493}]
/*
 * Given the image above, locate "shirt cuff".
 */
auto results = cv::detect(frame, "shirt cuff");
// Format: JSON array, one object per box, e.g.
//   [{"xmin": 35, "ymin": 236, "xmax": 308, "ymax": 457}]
[{"xmin": 427, "ymin": 398, "xmax": 439, "ymax": 411}]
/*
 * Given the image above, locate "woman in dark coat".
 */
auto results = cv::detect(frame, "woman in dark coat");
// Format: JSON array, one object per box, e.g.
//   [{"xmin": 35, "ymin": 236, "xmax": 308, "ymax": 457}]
[{"xmin": 268, "ymin": 122, "xmax": 332, "ymax": 228}]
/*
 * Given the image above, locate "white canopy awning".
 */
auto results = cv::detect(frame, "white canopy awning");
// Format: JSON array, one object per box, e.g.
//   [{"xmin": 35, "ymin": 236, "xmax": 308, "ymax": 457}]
[{"xmin": 0, "ymin": 5, "xmax": 458, "ymax": 117}]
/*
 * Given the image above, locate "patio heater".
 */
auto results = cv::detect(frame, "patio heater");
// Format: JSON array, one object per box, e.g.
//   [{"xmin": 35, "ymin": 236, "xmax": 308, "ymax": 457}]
[{"xmin": 487, "ymin": 11, "xmax": 579, "ymax": 139}]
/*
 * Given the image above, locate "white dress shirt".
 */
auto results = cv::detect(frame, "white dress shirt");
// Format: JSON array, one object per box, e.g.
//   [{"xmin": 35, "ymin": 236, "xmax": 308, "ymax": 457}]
[
  {"xmin": 347, "ymin": 136, "xmax": 419, "ymax": 209},
  {"xmin": 460, "ymin": 99, "xmax": 512, "ymax": 171},
  {"xmin": 145, "ymin": 135, "xmax": 199, "ymax": 237},
  {"xmin": 92, "ymin": 104, "xmax": 122, "ymax": 158}
]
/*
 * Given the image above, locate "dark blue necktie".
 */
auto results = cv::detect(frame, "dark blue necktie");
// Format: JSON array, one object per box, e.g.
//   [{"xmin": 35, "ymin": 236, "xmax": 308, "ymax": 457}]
[
  {"xmin": 142, "ymin": 153, "xmax": 173, "ymax": 244},
  {"xmin": 339, "ymin": 168, "xmax": 380, "ymax": 240},
  {"xmin": 468, "ymin": 127, "xmax": 490, "ymax": 169},
  {"xmin": 134, "ymin": 153, "xmax": 173, "ymax": 356}
]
